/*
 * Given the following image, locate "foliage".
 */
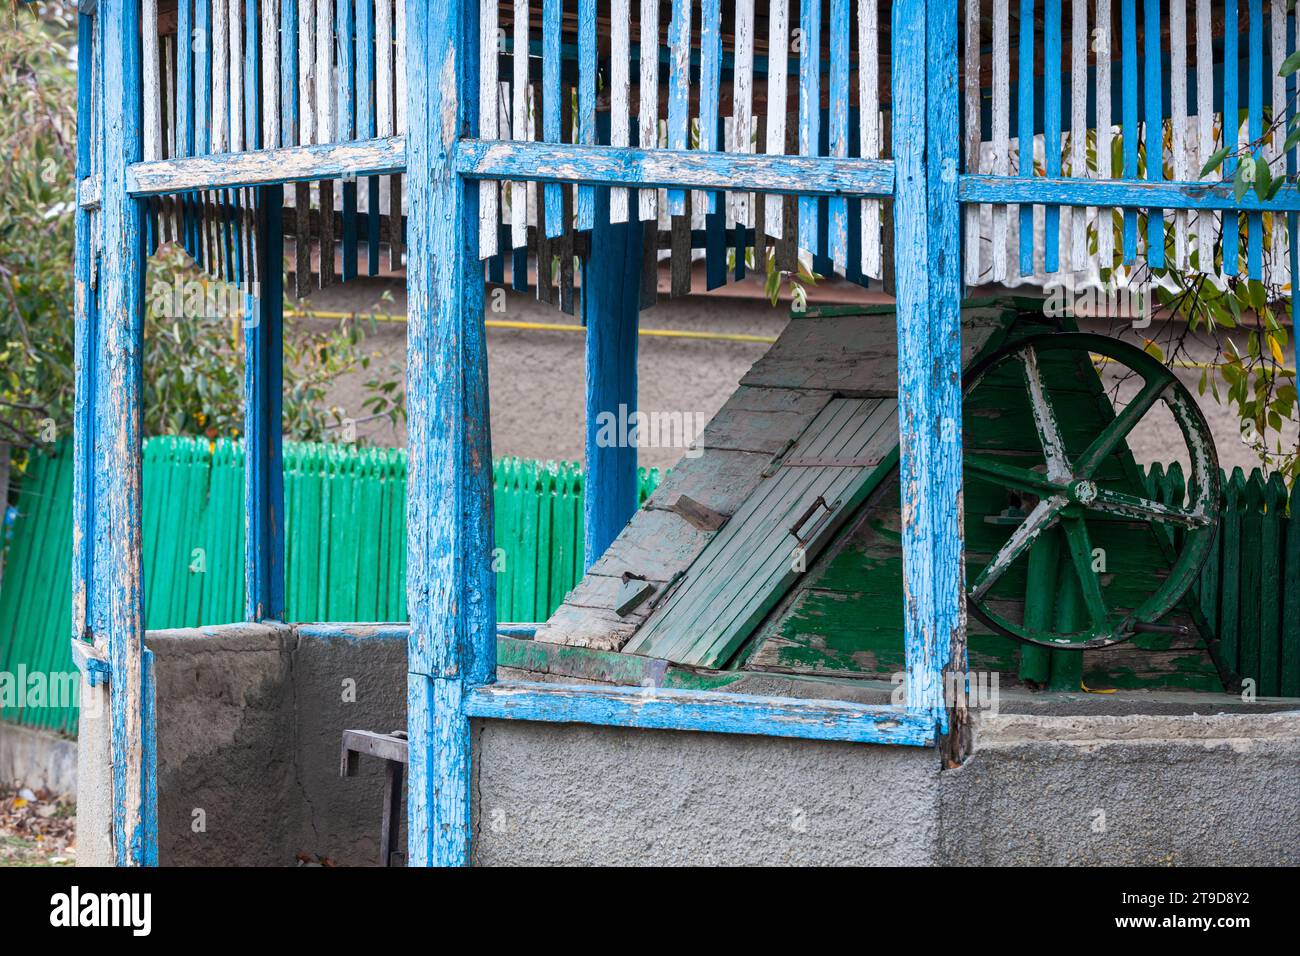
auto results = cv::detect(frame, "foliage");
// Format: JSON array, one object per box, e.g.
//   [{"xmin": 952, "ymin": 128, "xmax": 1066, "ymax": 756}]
[{"xmin": 0, "ymin": 3, "xmax": 405, "ymax": 460}]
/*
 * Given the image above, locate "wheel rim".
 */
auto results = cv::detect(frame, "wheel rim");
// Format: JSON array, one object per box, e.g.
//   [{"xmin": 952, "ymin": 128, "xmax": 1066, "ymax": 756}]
[{"xmin": 963, "ymin": 333, "xmax": 1221, "ymax": 650}]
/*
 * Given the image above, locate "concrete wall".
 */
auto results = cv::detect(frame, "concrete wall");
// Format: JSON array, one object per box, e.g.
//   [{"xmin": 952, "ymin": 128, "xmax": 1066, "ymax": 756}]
[
  {"xmin": 78, "ymin": 628, "xmax": 1300, "ymax": 866},
  {"xmin": 77, "ymin": 624, "xmax": 407, "ymax": 867},
  {"xmin": 0, "ymin": 723, "xmax": 77, "ymax": 797}
]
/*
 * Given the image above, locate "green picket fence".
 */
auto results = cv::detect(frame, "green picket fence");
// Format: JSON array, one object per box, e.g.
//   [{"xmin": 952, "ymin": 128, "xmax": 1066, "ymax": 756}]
[
  {"xmin": 0, "ymin": 438, "xmax": 660, "ymax": 734},
  {"xmin": 1145, "ymin": 462, "xmax": 1300, "ymax": 698}
]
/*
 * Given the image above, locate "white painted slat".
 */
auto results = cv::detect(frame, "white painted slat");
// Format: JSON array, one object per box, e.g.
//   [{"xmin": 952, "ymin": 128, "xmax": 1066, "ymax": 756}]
[
  {"xmin": 377, "ymin": 0, "xmax": 394, "ymax": 137},
  {"xmin": 638, "ymin": 0, "xmax": 661, "ymax": 221},
  {"xmin": 230, "ymin": 0, "xmax": 244, "ymax": 153},
  {"xmin": 317, "ymin": 0, "xmax": 334, "ymax": 144},
  {"xmin": 964, "ymin": 0, "xmax": 981, "ymax": 284},
  {"xmin": 1096, "ymin": 0, "xmax": 1114, "ymax": 272},
  {"xmin": 1171, "ymin": 0, "xmax": 1189, "ymax": 269},
  {"xmin": 512, "ymin": 0, "xmax": 529, "ymax": 246},
  {"xmin": 143, "ymin": 0, "xmax": 161, "ymax": 161},
  {"xmin": 764, "ymin": 0, "xmax": 789, "ymax": 238},
  {"xmin": 991, "ymin": 0, "xmax": 1009, "ymax": 282},
  {"xmin": 300, "ymin": 0, "xmax": 317, "ymax": 146},
  {"xmin": 163, "ymin": 32, "xmax": 175, "ymax": 160},
  {"xmin": 213, "ymin": 0, "xmax": 229, "ymax": 152},
  {"xmin": 479, "ymin": 0, "xmax": 499, "ymax": 257},
  {"xmin": 1271, "ymin": 0, "xmax": 1287, "ymax": 284},
  {"xmin": 263, "ymin": 0, "xmax": 280, "ymax": 149},
  {"xmin": 1070, "ymin": 0, "xmax": 1087, "ymax": 272},
  {"xmin": 732, "ymin": 0, "xmax": 755, "ymax": 227},
  {"xmin": 610, "ymin": 0, "xmax": 631, "ymax": 222},
  {"xmin": 858, "ymin": 0, "xmax": 880, "ymax": 278},
  {"xmin": 396, "ymin": 0, "xmax": 408, "ymax": 134},
  {"xmin": 1195, "ymin": 0, "xmax": 1214, "ymax": 271}
]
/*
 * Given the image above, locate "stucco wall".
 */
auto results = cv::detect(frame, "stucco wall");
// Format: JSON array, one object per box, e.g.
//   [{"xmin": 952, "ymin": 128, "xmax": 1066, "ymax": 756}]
[{"xmin": 78, "ymin": 629, "xmax": 1300, "ymax": 866}]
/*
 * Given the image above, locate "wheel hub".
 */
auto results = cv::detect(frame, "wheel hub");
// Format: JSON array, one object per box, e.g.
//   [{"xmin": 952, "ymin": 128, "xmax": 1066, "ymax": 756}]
[{"xmin": 1068, "ymin": 479, "xmax": 1098, "ymax": 505}]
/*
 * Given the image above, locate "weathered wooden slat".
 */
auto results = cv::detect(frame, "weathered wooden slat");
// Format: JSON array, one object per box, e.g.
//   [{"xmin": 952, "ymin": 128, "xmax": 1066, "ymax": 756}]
[
  {"xmin": 993, "ymin": 0, "xmax": 1013, "ymax": 280},
  {"xmin": 229, "ymin": 0, "xmax": 243, "ymax": 153},
  {"xmin": 1144, "ymin": 0, "xmax": 1165, "ymax": 269},
  {"xmin": 859, "ymin": 0, "xmax": 880, "ymax": 279},
  {"xmin": 797, "ymin": 0, "xmax": 821, "ymax": 255},
  {"xmin": 262, "ymin": 0, "xmax": 281, "ymax": 149},
  {"xmin": 638, "ymin": 0, "xmax": 660, "ymax": 221},
  {"xmin": 316, "ymin": 0, "xmax": 334, "ymax": 144},
  {"xmin": 300, "ymin": 0, "xmax": 317, "ymax": 145},
  {"xmin": 463, "ymin": 680, "xmax": 935, "ymax": 747},
  {"xmin": 697, "ymin": 0, "xmax": 721, "ymax": 216},
  {"xmin": 123, "ymin": 136, "xmax": 405, "ymax": 195},
  {"xmin": 281, "ymin": 0, "xmax": 298, "ymax": 146},
  {"xmin": 479, "ymin": 0, "xmax": 500, "ymax": 256},
  {"xmin": 1170, "ymin": 0, "xmax": 1188, "ymax": 269},
  {"xmin": 609, "ymin": 0, "xmax": 631, "ymax": 222},
  {"xmin": 1097, "ymin": 0, "xmax": 1114, "ymax": 269},
  {"xmin": 1195, "ymin": 0, "xmax": 1214, "ymax": 269},
  {"xmin": 1044, "ymin": 0, "xmax": 1061, "ymax": 272},
  {"xmin": 666, "ymin": 0, "xmax": 692, "ymax": 215},
  {"xmin": 733, "ymin": 0, "xmax": 756, "ymax": 228},
  {"xmin": 963, "ymin": 0, "xmax": 982, "ymax": 284},
  {"xmin": 213, "ymin": 0, "xmax": 229, "ymax": 151},
  {"xmin": 1224, "ymin": 0, "xmax": 1241, "ymax": 271},
  {"xmin": 959, "ymin": 175, "xmax": 1300, "ymax": 211},
  {"xmin": 457, "ymin": 141, "xmax": 895, "ymax": 196},
  {"xmin": 144, "ymin": 0, "xmax": 161, "ymax": 161},
  {"xmin": 1247, "ymin": 0, "xmax": 1265, "ymax": 278},
  {"xmin": 826, "ymin": 0, "xmax": 849, "ymax": 271},
  {"xmin": 763, "ymin": 0, "xmax": 789, "ymax": 238},
  {"xmin": 1070, "ymin": 0, "xmax": 1088, "ymax": 272},
  {"xmin": 542, "ymin": 0, "xmax": 564, "ymax": 236},
  {"xmin": 1016, "ymin": 0, "xmax": 1033, "ymax": 274},
  {"xmin": 1271, "ymin": 0, "xmax": 1287, "ymax": 283},
  {"xmin": 576, "ymin": 0, "xmax": 596, "ymax": 229}
]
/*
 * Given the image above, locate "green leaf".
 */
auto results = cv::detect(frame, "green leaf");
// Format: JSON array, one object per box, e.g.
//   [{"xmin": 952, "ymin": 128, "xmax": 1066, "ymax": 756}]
[
  {"xmin": 1254, "ymin": 156, "xmax": 1272, "ymax": 201},
  {"xmin": 1279, "ymin": 48, "xmax": 1300, "ymax": 77},
  {"xmin": 1200, "ymin": 145, "xmax": 1233, "ymax": 177}
]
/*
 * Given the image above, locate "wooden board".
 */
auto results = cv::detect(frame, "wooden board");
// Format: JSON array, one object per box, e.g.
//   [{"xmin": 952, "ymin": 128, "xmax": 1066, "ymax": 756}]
[{"xmin": 625, "ymin": 396, "xmax": 900, "ymax": 667}]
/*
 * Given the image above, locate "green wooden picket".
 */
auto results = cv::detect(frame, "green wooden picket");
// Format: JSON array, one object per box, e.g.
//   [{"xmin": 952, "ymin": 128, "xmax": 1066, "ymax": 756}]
[
  {"xmin": 0, "ymin": 440, "xmax": 660, "ymax": 733},
  {"xmin": 11, "ymin": 439, "xmax": 1300, "ymax": 736}
]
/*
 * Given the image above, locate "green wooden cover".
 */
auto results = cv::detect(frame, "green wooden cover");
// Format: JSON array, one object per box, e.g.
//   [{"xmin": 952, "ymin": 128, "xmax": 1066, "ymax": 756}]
[{"xmin": 625, "ymin": 397, "xmax": 899, "ymax": 667}]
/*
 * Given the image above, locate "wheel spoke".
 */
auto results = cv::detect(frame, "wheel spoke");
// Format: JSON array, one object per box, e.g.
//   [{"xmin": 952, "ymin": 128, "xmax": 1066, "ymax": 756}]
[
  {"xmin": 1019, "ymin": 346, "xmax": 1072, "ymax": 482},
  {"xmin": 1074, "ymin": 377, "xmax": 1170, "ymax": 478},
  {"xmin": 1087, "ymin": 487, "xmax": 1213, "ymax": 529},
  {"xmin": 970, "ymin": 495, "xmax": 1068, "ymax": 601},
  {"xmin": 1062, "ymin": 517, "xmax": 1111, "ymax": 629},
  {"xmin": 965, "ymin": 454, "xmax": 1061, "ymax": 495}
]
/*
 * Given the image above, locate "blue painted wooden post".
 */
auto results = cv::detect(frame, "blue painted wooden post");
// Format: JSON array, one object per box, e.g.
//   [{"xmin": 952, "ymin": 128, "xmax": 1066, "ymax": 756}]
[
  {"xmin": 893, "ymin": 0, "xmax": 963, "ymax": 757},
  {"xmin": 72, "ymin": 11, "xmax": 97, "ymax": 642},
  {"xmin": 925, "ymin": 0, "xmax": 968, "ymax": 762},
  {"xmin": 100, "ymin": 0, "xmax": 154, "ymax": 865},
  {"xmin": 244, "ymin": 186, "xmax": 286, "ymax": 621},
  {"xmin": 583, "ymin": 178, "xmax": 643, "ymax": 570},
  {"xmin": 405, "ymin": 0, "xmax": 495, "ymax": 867}
]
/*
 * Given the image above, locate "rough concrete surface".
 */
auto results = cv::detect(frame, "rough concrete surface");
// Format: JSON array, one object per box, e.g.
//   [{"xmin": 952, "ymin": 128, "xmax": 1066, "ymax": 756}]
[
  {"xmin": 940, "ymin": 711, "xmax": 1300, "ymax": 866},
  {"xmin": 82, "ymin": 626, "xmax": 411, "ymax": 866},
  {"xmin": 150, "ymin": 624, "xmax": 296, "ymax": 866},
  {"xmin": 74, "ymin": 676, "xmax": 113, "ymax": 866},
  {"xmin": 0, "ymin": 723, "xmax": 77, "ymax": 797},
  {"xmin": 79, "ymin": 625, "xmax": 1300, "ymax": 866},
  {"xmin": 471, "ymin": 719, "xmax": 940, "ymax": 866}
]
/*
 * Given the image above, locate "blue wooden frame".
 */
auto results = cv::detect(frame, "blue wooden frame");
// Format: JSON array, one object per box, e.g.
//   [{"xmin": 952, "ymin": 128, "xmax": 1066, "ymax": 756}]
[{"xmin": 75, "ymin": 0, "xmax": 1300, "ymax": 868}]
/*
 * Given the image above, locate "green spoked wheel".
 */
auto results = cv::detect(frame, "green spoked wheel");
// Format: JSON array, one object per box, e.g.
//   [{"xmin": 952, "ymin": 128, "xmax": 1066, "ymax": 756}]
[{"xmin": 963, "ymin": 333, "xmax": 1220, "ymax": 650}]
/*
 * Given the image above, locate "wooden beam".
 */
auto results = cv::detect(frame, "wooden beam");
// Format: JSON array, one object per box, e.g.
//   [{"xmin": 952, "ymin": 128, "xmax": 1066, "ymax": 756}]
[
  {"xmin": 244, "ymin": 186, "xmax": 285, "ymax": 622},
  {"xmin": 463, "ymin": 680, "xmax": 936, "ymax": 746},
  {"xmin": 582, "ymin": 177, "xmax": 642, "ymax": 570},
  {"xmin": 405, "ymin": 0, "xmax": 495, "ymax": 869},
  {"xmin": 959, "ymin": 174, "xmax": 1300, "ymax": 212},
  {"xmin": 100, "ymin": 0, "xmax": 152, "ymax": 867},
  {"xmin": 121, "ymin": 136, "xmax": 406, "ymax": 197},
  {"xmin": 926, "ymin": 1, "xmax": 970, "ymax": 767},
  {"xmin": 891, "ymin": 0, "xmax": 944, "ymax": 734},
  {"xmin": 456, "ymin": 140, "xmax": 895, "ymax": 196}
]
